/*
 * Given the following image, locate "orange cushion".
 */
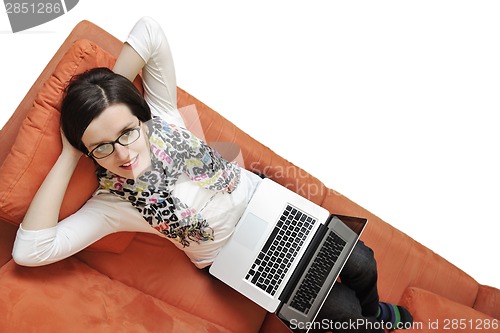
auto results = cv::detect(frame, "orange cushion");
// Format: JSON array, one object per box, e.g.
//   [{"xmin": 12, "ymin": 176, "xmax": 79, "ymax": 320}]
[
  {"xmin": 399, "ymin": 287, "xmax": 497, "ymax": 333},
  {"xmin": 76, "ymin": 233, "xmax": 268, "ymax": 333},
  {"xmin": 0, "ymin": 258, "xmax": 232, "ymax": 333},
  {"xmin": 474, "ymin": 285, "xmax": 500, "ymax": 320},
  {"xmin": 0, "ymin": 39, "xmax": 135, "ymax": 253}
]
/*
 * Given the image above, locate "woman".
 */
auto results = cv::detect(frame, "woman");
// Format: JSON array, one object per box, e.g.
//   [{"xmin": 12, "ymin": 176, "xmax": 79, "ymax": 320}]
[{"xmin": 13, "ymin": 17, "xmax": 412, "ymax": 332}]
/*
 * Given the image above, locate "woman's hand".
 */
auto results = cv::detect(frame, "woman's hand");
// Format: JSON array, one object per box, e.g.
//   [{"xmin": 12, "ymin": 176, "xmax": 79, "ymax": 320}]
[{"xmin": 60, "ymin": 127, "xmax": 83, "ymax": 160}]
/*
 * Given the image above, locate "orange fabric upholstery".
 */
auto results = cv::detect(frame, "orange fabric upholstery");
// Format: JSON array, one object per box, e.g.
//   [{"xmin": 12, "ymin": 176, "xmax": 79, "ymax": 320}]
[
  {"xmin": 0, "ymin": 222, "xmax": 16, "ymax": 267},
  {"xmin": 0, "ymin": 39, "xmax": 105, "ymax": 224},
  {"xmin": 0, "ymin": 258, "xmax": 233, "ymax": 333},
  {"xmin": 474, "ymin": 286, "xmax": 500, "ymax": 319},
  {"xmin": 76, "ymin": 233, "xmax": 267, "ymax": 333},
  {"xmin": 0, "ymin": 20, "xmax": 498, "ymax": 333},
  {"xmin": 399, "ymin": 287, "xmax": 497, "ymax": 333}
]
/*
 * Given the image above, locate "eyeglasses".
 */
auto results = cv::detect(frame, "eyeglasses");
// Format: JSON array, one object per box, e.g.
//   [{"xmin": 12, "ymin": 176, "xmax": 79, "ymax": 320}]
[{"xmin": 88, "ymin": 122, "xmax": 142, "ymax": 159}]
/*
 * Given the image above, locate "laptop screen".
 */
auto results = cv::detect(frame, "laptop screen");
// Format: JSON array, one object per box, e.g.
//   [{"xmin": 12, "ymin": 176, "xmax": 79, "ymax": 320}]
[{"xmin": 335, "ymin": 215, "xmax": 368, "ymax": 236}]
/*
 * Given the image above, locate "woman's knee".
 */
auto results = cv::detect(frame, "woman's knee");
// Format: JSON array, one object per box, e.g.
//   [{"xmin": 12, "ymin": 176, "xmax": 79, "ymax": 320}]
[{"xmin": 341, "ymin": 241, "xmax": 378, "ymax": 279}]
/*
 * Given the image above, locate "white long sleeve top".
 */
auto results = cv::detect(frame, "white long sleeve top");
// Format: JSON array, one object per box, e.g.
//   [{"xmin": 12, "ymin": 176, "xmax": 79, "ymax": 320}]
[{"xmin": 12, "ymin": 17, "xmax": 262, "ymax": 269}]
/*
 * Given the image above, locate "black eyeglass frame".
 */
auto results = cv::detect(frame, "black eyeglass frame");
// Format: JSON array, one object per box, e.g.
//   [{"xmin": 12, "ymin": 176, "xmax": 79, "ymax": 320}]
[{"xmin": 87, "ymin": 121, "xmax": 142, "ymax": 159}]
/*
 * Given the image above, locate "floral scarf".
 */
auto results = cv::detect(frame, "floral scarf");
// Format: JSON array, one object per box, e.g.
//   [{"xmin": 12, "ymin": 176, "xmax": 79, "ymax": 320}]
[{"xmin": 97, "ymin": 116, "xmax": 241, "ymax": 247}]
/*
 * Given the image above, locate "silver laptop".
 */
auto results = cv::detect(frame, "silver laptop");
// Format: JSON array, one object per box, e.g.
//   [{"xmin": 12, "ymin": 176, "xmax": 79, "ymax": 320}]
[{"xmin": 210, "ymin": 178, "xmax": 368, "ymax": 329}]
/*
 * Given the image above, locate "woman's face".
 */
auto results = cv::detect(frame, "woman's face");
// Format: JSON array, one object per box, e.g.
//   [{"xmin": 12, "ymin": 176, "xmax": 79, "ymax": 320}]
[{"xmin": 81, "ymin": 103, "xmax": 151, "ymax": 179}]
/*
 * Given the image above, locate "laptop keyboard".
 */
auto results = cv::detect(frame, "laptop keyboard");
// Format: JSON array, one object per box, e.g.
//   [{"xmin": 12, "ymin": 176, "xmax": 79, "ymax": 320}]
[
  {"xmin": 245, "ymin": 205, "xmax": 316, "ymax": 296},
  {"xmin": 289, "ymin": 231, "xmax": 347, "ymax": 314}
]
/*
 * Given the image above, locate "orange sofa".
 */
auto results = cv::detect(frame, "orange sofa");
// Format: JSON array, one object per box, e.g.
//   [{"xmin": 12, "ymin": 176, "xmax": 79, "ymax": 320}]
[{"xmin": 0, "ymin": 20, "xmax": 498, "ymax": 333}]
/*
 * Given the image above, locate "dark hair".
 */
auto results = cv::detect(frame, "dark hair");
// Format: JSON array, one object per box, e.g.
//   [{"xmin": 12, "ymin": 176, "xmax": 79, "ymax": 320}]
[{"xmin": 60, "ymin": 67, "xmax": 151, "ymax": 154}]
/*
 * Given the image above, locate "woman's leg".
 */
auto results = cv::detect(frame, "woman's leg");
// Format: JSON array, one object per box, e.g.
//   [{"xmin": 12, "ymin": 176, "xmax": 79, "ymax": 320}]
[
  {"xmin": 339, "ymin": 240, "xmax": 380, "ymax": 317},
  {"xmin": 315, "ymin": 241, "xmax": 383, "ymax": 333},
  {"xmin": 318, "ymin": 241, "xmax": 413, "ymax": 332},
  {"xmin": 317, "ymin": 283, "xmax": 383, "ymax": 333}
]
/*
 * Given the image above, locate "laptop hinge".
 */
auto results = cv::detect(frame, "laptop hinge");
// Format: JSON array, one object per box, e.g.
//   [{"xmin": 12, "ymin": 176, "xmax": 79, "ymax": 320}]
[{"xmin": 278, "ymin": 217, "xmax": 332, "ymax": 304}]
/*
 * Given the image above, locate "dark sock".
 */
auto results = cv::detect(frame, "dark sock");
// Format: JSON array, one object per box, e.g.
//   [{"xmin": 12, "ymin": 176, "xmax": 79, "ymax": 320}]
[{"xmin": 377, "ymin": 302, "xmax": 413, "ymax": 329}]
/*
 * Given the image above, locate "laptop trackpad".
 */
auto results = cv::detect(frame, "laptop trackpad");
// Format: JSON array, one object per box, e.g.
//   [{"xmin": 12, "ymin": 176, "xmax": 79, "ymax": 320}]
[{"xmin": 234, "ymin": 213, "xmax": 268, "ymax": 250}]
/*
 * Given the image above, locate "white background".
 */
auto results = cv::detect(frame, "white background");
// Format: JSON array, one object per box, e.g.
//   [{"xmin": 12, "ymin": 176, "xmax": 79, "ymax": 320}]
[{"xmin": 1, "ymin": 1, "xmax": 498, "ymax": 289}]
